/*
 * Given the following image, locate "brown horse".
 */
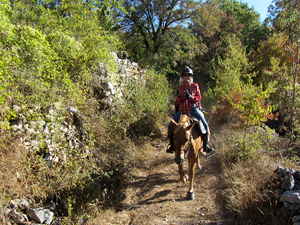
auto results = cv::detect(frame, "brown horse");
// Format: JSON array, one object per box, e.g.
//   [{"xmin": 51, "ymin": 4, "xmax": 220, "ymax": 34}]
[{"xmin": 170, "ymin": 114, "xmax": 203, "ymax": 200}]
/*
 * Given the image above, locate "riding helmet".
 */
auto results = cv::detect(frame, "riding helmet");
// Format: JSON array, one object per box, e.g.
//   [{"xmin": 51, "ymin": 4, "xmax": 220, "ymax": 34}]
[{"xmin": 182, "ymin": 66, "xmax": 193, "ymax": 75}]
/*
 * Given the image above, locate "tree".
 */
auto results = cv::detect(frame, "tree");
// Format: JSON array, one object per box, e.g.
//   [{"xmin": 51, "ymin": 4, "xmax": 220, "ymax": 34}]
[
  {"xmin": 190, "ymin": 0, "xmax": 269, "ymax": 89},
  {"xmin": 212, "ymin": 34, "xmax": 271, "ymax": 130},
  {"xmin": 268, "ymin": 0, "xmax": 300, "ymax": 140},
  {"xmin": 217, "ymin": 0, "xmax": 268, "ymax": 52},
  {"xmin": 251, "ymin": 33, "xmax": 290, "ymax": 89},
  {"xmin": 119, "ymin": 0, "xmax": 198, "ymax": 71},
  {"xmin": 88, "ymin": 0, "xmax": 126, "ymax": 31}
]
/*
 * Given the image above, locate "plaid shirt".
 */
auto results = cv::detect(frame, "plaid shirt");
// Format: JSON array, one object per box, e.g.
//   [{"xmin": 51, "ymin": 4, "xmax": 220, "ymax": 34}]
[{"xmin": 176, "ymin": 82, "xmax": 201, "ymax": 114}]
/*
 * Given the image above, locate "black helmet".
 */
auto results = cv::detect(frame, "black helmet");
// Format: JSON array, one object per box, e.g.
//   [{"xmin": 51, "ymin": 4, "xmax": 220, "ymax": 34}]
[{"xmin": 182, "ymin": 66, "xmax": 193, "ymax": 75}]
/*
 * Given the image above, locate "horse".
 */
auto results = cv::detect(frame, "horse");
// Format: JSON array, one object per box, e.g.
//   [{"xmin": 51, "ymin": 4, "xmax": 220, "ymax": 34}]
[{"xmin": 170, "ymin": 114, "xmax": 203, "ymax": 200}]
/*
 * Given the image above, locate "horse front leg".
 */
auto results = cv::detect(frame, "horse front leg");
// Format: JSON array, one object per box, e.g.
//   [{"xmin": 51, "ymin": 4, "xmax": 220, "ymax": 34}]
[
  {"xmin": 178, "ymin": 164, "xmax": 187, "ymax": 183},
  {"xmin": 187, "ymin": 158, "xmax": 197, "ymax": 200},
  {"xmin": 174, "ymin": 149, "xmax": 185, "ymax": 165},
  {"xmin": 176, "ymin": 149, "xmax": 187, "ymax": 183}
]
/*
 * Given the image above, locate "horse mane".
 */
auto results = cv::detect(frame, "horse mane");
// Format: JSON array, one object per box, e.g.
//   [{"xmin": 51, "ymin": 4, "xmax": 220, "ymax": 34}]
[{"xmin": 174, "ymin": 114, "xmax": 190, "ymax": 135}]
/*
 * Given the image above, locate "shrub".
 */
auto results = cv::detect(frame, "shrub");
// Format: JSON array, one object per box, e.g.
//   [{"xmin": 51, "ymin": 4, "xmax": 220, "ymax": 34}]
[
  {"xmin": 110, "ymin": 70, "xmax": 172, "ymax": 141},
  {"xmin": 214, "ymin": 125, "xmax": 300, "ymax": 224}
]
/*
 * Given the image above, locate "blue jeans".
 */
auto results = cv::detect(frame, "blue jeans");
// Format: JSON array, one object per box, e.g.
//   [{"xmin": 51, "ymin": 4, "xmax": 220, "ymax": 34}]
[{"xmin": 168, "ymin": 104, "xmax": 208, "ymax": 137}]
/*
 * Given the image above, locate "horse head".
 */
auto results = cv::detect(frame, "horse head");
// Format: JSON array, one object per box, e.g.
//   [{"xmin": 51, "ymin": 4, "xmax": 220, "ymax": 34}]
[{"xmin": 171, "ymin": 115, "xmax": 196, "ymax": 165}]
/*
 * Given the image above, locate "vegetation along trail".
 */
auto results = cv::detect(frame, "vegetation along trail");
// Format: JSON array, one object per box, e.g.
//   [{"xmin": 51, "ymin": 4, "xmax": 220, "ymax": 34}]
[{"xmin": 1, "ymin": 0, "xmax": 300, "ymax": 224}]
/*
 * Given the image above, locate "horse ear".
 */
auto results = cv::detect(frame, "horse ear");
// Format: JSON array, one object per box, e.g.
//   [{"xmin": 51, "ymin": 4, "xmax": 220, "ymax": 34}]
[
  {"xmin": 171, "ymin": 119, "xmax": 178, "ymax": 126},
  {"xmin": 186, "ymin": 122, "xmax": 196, "ymax": 131}
]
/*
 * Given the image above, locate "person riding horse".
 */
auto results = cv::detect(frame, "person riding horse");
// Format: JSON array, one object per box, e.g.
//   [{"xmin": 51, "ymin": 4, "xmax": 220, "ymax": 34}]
[{"xmin": 167, "ymin": 66, "xmax": 214, "ymax": 154}]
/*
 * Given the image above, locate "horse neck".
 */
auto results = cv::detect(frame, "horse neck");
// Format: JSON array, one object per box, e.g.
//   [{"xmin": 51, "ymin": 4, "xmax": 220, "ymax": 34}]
[{"xmin": 178, "ymin": 117, "xmax": 190, "ymax": 127}]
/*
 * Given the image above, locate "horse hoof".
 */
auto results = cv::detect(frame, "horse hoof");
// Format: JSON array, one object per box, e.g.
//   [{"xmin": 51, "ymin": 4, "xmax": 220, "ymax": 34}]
[
  {"xmin": 174, "ymin": 157, "xmax": 183, "ymax": 165},
  {"xmin": 187, "ymin": 191, "xmax": 195, "ymax": 200}
]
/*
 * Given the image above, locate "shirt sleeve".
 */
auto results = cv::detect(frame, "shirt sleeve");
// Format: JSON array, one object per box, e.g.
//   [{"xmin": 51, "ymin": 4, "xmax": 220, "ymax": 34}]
[
  {"xmin": 176, "ymin": 85, "xmax": 185, "ymax": 104},
  {"xmin": 191, "ymin": 83, "xmax": 201, "ymax": 103}
]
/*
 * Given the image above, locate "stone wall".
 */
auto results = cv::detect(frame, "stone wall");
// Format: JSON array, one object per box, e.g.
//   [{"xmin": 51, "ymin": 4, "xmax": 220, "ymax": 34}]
[
  {"xmin": 275, "ymin": 167, "xmax": 300, "ymax": 225},
  {"xmin": 3, "ymin": 52, "xmax": 145, "ymax": 224},
  {"xmin": 92, "ymin": 52, "xmax": 146, "ymax": 109}
]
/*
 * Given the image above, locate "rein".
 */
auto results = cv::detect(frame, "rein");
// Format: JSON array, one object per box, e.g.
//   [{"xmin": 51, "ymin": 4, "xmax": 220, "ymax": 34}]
[
  {"xmin": 174, "ymin": 127, "xmax": 193, "ymax": 159},
  {"xmin": 183, "ymin": 135, "xmax": 192, "ymax": 158}
]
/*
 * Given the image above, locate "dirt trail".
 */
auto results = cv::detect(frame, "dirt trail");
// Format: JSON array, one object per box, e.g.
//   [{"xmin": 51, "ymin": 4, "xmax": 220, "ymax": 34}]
[{"xmin": 98, "ymin": 137, "xmax": 236, "ymax": 225}]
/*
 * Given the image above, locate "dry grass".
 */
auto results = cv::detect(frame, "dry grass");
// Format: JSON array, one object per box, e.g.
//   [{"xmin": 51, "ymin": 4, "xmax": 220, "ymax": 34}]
[
  {"xmin": 0, "ymin": 137, "xmax": 40, "ymax": 199},
  {"xmin": 211, "ymin": 124, "xmax": 300, "ymax": 224}
]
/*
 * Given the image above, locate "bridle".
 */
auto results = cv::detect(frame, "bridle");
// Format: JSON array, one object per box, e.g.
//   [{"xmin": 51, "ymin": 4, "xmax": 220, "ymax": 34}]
[
  {"xmin": 183, "ymin": 135, "xmax": 192, "ymax": 158},
  {"xmin": 174, "ymin": 127, "xmax": 193, "ymax": 159}
]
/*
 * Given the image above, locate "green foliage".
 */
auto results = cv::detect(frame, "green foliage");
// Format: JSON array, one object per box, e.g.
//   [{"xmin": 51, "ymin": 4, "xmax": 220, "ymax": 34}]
[
  {"xmin": 252, "ymin": 32, "xmax": 290, "ymax": 89},
  {"xmin": 214, "ymin": 34, "xmax": 249, "ymax": 97},
  {"xmin": 217, "ymin": 0, "xmax": 268, "ymax": 52},
  {"xmin": 111, "ymin": 70, "xmax": 172, "ymax": 139},
  {"xmin": 119, "ymin": 0, "xmax": 199, "ymax": 72},
  {"xmin": 236, "ymin": 85, "xmax": 272, "ymax": 127},
  {"xmin": 270, "ymin": 0, "xmax": 300, "ymax": 41},
  {"xmin": 267, "ymin": 0, "xmax": 300, "ymax": 140},
  {"xmin": 0, "ymin": 0, "xmax": 121, "ymax": 115},
  {"xmin": 0, "ymin": 0, "xmax": 126, "ymax": 220},
  {"xmin": 93, "ymin": 0, "xmax": 126, "ymax": 31},
  {"xmin": 213, "ymin": 34, "xmax": 272, "ymax": 127},
  {"xmin": 0, "ymin": 0, "xmax": 299, "ymax": 223}
]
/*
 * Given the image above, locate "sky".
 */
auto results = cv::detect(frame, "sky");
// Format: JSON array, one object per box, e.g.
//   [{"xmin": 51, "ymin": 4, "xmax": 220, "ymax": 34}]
[{"xmin": 240, "ymin": 0, "xmax": 274, "ymax": 21}]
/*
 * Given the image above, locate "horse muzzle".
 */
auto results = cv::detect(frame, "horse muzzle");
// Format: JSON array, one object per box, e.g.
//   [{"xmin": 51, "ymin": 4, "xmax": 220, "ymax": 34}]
[{"xmin": 174, "ymin": 150, "xmax": 185, "ymax": 165}]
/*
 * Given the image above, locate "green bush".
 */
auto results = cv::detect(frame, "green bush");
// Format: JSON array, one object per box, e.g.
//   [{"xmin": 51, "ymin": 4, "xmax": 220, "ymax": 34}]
[{"xmin": 110, "ymin": 70, "xmax": 172, "ymax": 140}]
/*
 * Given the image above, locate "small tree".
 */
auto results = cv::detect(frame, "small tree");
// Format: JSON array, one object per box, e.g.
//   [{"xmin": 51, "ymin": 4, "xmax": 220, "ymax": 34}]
[{"xmin": 213, "ymin": 34, "xmax": 272, "ymax": 131}]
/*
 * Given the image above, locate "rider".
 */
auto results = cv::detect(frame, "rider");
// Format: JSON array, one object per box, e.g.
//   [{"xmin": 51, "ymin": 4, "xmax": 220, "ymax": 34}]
[
  {"xmin": 175, "ymin": 73, "xmax": 193, "ymax": 113},
  {"xmin": 166, "ymin": 66, "xmax": 214, "ymax": 154}
]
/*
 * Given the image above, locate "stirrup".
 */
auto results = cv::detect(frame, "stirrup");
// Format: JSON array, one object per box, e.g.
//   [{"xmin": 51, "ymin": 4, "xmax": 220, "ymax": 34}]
[{"xmin": 205, "ymin": 143, "xmax": 215, "ymax": 155}]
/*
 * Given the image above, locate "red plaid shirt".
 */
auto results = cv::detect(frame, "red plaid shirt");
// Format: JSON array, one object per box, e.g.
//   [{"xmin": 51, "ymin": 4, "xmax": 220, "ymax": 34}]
[{"xmin": 176, "ymin": 82, "xmax": 201, "ymax": 114}]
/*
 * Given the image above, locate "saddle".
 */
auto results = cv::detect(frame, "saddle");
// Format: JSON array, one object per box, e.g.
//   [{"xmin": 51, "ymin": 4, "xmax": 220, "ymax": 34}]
[{"xmin": 186, "ymin": 113, "xmax": 206, "ymax": 136}]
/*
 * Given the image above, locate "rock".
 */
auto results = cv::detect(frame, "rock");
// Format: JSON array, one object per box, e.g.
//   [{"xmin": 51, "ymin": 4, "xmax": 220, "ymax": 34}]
[
  {"xmin": 293, "ymin": 215, "xmax": 300, "ymax": 222},
  {"xmin": 28, "ymin": 207, "xmax": 54, "ymax": 225},
  {"xmin": 117, "ymin": 51, "xmax": 128, "ymax": 59},
  {"xmin": 275, "ymin": 166, "xmax": 285, "ymax": 177},
  {"xmin": 294, "ymin": 171, "xmax": 300, "ymax": 180},
  {"xmin": 13, "ymin": 105, "xmax": 21, "ymax": 112},
  {"xmin": 281, "ymin": 169, "xmax": 295, "ymax": 190},
  {"xmin": 10, "ymin": 209, "xmax": 28, "ymax": 224},
  {"xmin": 280, "ymin": 190, "xmax": 300, "ymax": 204},
  {"xmin": 11, "ymin": 124, "xmax": 22, "ymax": 132},
  {"xmin": 26, "ymin": 127, "xmax": 37, "ymax": 136},
  {"xmin": 19, "ymin": 200, "xmax": 30, "ymax": 210},
  {"xmin": 283, "ymin": 202, "xmax": 300, "ymax": 211},
  {"xmin": 26, "ymin": 109, "xmax": 34, "ymax": 117}
]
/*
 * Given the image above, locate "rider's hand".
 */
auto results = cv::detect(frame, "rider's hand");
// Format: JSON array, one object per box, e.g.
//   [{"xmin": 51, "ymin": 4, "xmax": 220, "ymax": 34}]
[{"xmin": 185, "ymin": 90, "xmax": 192, "ymax": 100}]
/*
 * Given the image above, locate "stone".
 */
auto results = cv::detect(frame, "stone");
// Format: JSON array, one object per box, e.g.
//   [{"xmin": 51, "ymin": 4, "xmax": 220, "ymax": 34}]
[
  {"xmin": 11, "ymin": 124, "xmax": 22, "ymax": 132},
  {"xmin": 28, "ymin": 207, "xmax": 54, "ymax": 225},
  {"xmin": 281, "ymin": 169, "xmax": 295, "ymax": 190},
  {"xmin": 283, "ymin": 202, "xmax": 300, "ymax": 211},
  {"xmin": 293, "ymin": 215, "xmax": 300, "ymax": 222},
  {"xmin": 13, "ymin": 105, "xmax": 21, "ymax": 112},
  {"xmin": 294, "ymin": 171, "xmax": 300, "ymax": 180},
  {"xmin": 10, "ymin": 209, "xmax": 28, "ymax": 224},
  {"xmin": 280, "ymin": 191, "xmax": 300, "ymax": 204}
]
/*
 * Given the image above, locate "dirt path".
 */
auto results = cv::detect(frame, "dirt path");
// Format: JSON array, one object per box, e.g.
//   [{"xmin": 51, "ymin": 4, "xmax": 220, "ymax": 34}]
[{"xmin": 97, "ymin": 137, "xmax": 236, "ymax": 225}]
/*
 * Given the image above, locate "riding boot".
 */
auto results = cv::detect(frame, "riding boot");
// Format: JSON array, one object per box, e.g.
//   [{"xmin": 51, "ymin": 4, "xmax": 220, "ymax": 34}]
[
  {"xmin": 166, "ymin": 123, "xmax": 175, "ymax": 153},
  {"xmin": 202, "ymin": 133, "xmax": 215, "ymax": 154},
  {"xmin": 205, "ymin": 143, "xmax": 215, "ymax": 154},
  {"xmin": 166, "ymin": 136, "xmax": 175, "ymax": 153}
]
